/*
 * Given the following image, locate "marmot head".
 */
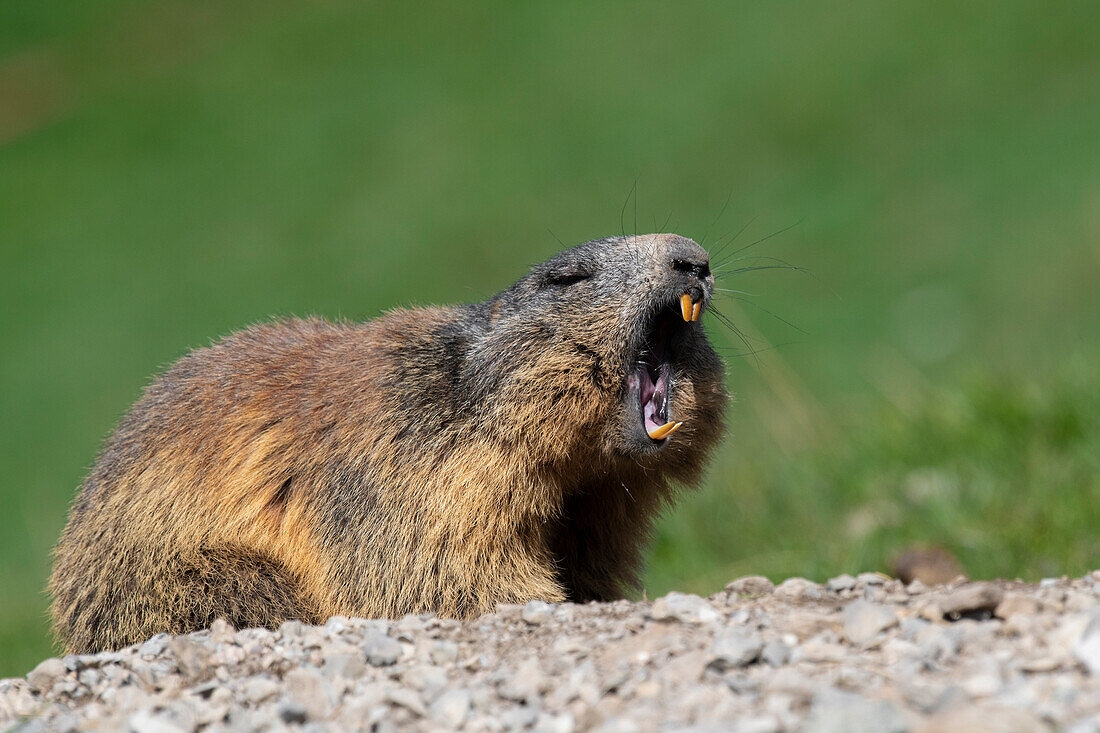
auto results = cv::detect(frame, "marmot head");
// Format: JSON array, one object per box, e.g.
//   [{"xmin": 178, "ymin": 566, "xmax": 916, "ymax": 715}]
[{"xmin": 472, "ymin": 233, "xmax": 726, "ymax": 477}]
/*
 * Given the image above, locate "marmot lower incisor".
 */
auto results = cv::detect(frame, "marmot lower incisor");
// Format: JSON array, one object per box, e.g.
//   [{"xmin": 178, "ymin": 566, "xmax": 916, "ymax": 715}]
[{"xmin": 49, "ymin": 233, "xmax": 727, "ymax": 653}]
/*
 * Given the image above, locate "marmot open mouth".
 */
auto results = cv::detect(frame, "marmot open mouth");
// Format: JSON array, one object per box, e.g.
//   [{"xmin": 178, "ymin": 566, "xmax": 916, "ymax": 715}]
[
  {"xmin": 628, "ymin": 292, "xmax": 702, "ymax": 442},
  {"xmin": 637, "ymin": 321, "xmax": 672, "ymax": 436}
]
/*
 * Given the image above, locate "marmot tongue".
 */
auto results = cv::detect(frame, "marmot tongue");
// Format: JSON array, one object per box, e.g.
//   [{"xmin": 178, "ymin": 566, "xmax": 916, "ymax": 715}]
[{"xmin": 640, "ymin": 366, "xmax": 683, "ymax": 440}]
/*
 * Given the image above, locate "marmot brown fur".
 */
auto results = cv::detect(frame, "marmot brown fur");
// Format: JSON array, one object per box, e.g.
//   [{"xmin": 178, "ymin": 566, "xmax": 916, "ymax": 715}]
[{"xmin": 49, "ymin": 233, "xmax": 727, "ymax": 653}]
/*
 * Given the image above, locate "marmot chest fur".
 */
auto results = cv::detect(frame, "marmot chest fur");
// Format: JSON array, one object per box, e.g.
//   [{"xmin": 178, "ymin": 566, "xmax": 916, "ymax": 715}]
[{"xmin": 49, "ymin": 233, "xmax": 727, "ymax": 653}]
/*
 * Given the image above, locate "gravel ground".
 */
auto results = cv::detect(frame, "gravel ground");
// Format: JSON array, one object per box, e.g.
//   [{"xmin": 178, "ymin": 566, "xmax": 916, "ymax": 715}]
[{"xmin": 5, "ymin": 574, "xmax": 1100, "ymax": 732}]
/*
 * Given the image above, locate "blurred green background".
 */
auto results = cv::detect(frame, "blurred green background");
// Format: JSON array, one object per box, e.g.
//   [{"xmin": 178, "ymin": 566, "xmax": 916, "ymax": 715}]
[{"xmin": 3, "ymin": 0, "xmax": 1100, "ymax": 675}]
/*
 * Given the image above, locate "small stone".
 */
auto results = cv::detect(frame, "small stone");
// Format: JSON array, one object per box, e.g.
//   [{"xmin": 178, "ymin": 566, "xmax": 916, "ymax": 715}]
[
  {"xmin": 862, "ymin": 584, "xmax": 887, "ymax": 602},
  {"xmin": 995, "ymin": 592, "xmax": 1041, "ymax": 620},
  {"xmin": 110, "ymin": 684, "xmax": 151, "ymax": 714},
  {"xmin": 522, "ymin": 600, "xmax": 555, "ymax": 625},
  {"xmin": 826, "ymin": 574, "xmax": 857, "ymax": 592},
  {"xmin": 278, "ymin": 702, "xmax": 309, "ymax": 724},
  {"xmin": 298, "ymin": 627, "xmax": 324, "ymax": 650},
  {"xmin": 335, "ymin": 689, "xmax": 386, "ymax": 729},
  {"xmin": 278, "ymin": 619, "xmax": 304, "ymax": 638},
  {"xmin": 325, "ymin": 616, "xmax": 350, "ymax": 634},
  {"xmin": 961, "ymin": 671, "xmax": 1002, "ymax": 697},
  {"xmin": 78, "ymin": 669, "xmax": 101, "ymax": 691},
  {"xmin": 1068, "ymin": 716, "xmax": 1100, "ymax": 733},
  {"xmin": 1019, "ymin": 656, "xmax": 1061, "ymax": 673},
  {"xmin": 899, "ymin": 617, "xmax": 930, "ymax": 639},
  {"xmin": 775, "ymin": 577, "xmax": 824, "ymax": 600},
  {"xmin": 139, "ymin": 634, "xmax": 171, "ymax": 658},
  {"xmin": 590, "ymin": 718, "xmax": 641, "ymax": 733},
  {"xmin": 386, "ymin": 687, "xmax": 426, "ymax": 716},
  {"xmin": 900, "ymin": 680, "xmax": 962, "ymax": 714},
  {"xmin": 244, "ymin": 677, "xmax": 280, "ymax": 704},
  {"xmin": 733, "ymin": 717, "xmax": 781, "ymax": 733},
  {"xmin": 795, "ymin": 635, "xmax": 847, "ymax": 663},
  {"xmin": 906, "ymin": 579, "xmax": 928, "ymax": 594},
  {"xmin": 761, "ymin": 640, "xmax": 791, "ymax": 667},
  {"xmin": 363, "ymin": 633, "xmax": 403, "ymax": 666},
  {"xmin": 534, "ymin": 712, "xmax": 576, "ymax": 733},
  {"xmin": 26, "ymin": 657, "xmax": 68, "ymax": 693},
  {"xmin": 784, "ymin": 611, "xmax": 834, "ymax": 640},
  {"xmin": 935, "ymin": 582, "xmax": 1004, "ymax": 620},
  {"xmin": 498, "ymin": 657, "xmax": 547, "ymax": 702},
  {"xmin": 922, "ymin": 704, "xmax": 1046, "ymax": 733},
  {"xmin": 429, "ymin": 640, "xmax": 459, "ymax": 666},
  {"xmin": 726, "ymin": 576, "xmax": 775, "ymax": 596},
  {"xmin": 708, "ymin": 628, "xmax": 764, "ymax": 669},
  {"xmin": 284, "ymin": 667, "xmax": 337, "ymax": 720},
  {"xmin": 917, "ymin": 601, "xmax": 946, "ymax": 622},
  {"xmin": 916, "ymin": 624, "xmax": 960, "ymax": 662},
  {"xmin": 1074, "ymin": 627, "xmax": 1100, "ymax": 675},
  {"xmin": 856, "ymin": 572, "xmax": 888, "ymax": 586},
  {"xmin": 323, "ymin": 650, "xmax": 366, "ymax": 680},
  {"xmin": 1067, "ymin": 589, "xmax": 1096, "ymax": 612},
  {"xmin": 881, "ymin": 637, "xmax": 919, "ymax": 666},
  {"xmin": 649, "ymin": 592, "xmax": 720, "ymax": 624},
  {"xmin": 1, "ymin": 681, "xmax": 38, "ymax": 718},
  {"xmin": 400, "ymin": 664, "xmax": 449, "ymax": 698},
  {"xmin": 1053, "ymin": 610, "xmax": 1100, "ymax": 657},
  {"xmin": 209, "ymin": 618, "xmax": 235, "ymax": 645},
  {"xmin": 500, "ymin": 706, "xmax": 540, "ymax": 730},
  {"xmin": 127, "ymin": 710, "xmax": 186, "ymax": 733},
  {"xmin": 168, "ymin": 638, "xmax": 212, "ymax": 679},
  {"xmin": 430, "ymin": 688, "xmax": 471, "ymax": 727},
  {"xmin": 802, "ymin": 689, "xmax": 906, "ymax": 733},
  {"xmin": 842, "ymin": 600, "xmax": 898, "ymax": 646}
]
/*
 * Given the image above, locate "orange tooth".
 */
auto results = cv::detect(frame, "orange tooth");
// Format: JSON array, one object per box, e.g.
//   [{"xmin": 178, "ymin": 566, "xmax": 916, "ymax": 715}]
[
  {"xmin": 647, "ymin": 420, "xmax": 684, "ymax": 440},
  {"xmin": 691, "ymin": 301, "xmax": 702, "ymax": 321},
  {"xmin": 680, "ymin": 293, "xmax": 693, "ymax": 322},
  {"xmin": 648, "ymin": 422, "xmax": 674, "ymax": 440}
]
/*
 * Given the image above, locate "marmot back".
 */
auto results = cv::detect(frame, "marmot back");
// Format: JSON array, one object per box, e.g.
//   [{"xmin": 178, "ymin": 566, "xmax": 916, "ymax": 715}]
[{"xmin": 49, "ymin": 233, "xmax": 727, "ymax": 653}]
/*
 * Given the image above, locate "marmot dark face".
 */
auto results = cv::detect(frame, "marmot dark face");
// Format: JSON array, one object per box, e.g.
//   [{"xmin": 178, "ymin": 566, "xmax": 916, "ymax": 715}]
[{"xmin": 481, "ymin": 233, "xmax": 724, "ymax": 464}]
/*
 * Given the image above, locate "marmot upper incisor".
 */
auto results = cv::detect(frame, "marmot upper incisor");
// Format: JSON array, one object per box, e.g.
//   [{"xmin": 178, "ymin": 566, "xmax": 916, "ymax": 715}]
[{"xmin": 49, "ymin": 233, "xmax": 727, "ymax": 653}]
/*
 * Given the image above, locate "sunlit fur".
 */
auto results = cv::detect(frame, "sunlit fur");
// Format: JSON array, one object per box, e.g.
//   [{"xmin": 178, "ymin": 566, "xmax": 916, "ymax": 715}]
[{"xmin": 49, "ymin": 233, "xmax": 727, "ymax": 653}]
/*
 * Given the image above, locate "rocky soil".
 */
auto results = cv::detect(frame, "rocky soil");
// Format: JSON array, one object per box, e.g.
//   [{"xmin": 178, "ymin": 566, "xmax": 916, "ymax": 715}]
[{"xmin": 5, "ymin": 574, "xmax": 1100, "ymax": 732}]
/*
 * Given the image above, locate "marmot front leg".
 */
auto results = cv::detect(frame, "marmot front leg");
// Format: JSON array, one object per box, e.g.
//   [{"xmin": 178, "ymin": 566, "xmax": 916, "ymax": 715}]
[{"xmin": 551, "ymin": 484, "xmax": 663, "ymax": 603}]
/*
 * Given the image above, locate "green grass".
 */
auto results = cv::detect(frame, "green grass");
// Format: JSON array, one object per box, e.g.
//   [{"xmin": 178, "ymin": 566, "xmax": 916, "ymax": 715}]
[
  {"xmin": 3, "ymin": 0, "xmax": 1100, "ymax": 676},
  {"xmin": 648, "ymin": 360, "xmax": 1100, "ymax": 594}
]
